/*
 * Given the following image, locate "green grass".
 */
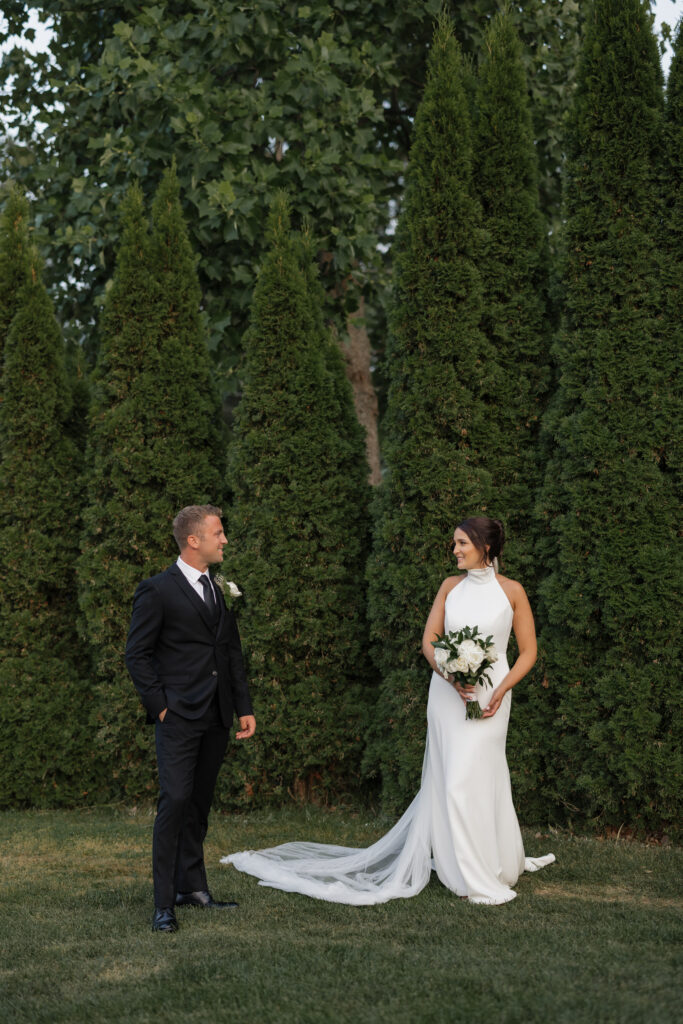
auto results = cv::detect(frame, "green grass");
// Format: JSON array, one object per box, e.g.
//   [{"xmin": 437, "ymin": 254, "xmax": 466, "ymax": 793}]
[{"xmin": 0, "ymin": 806, "xmax": 680, "ymax": 1024}]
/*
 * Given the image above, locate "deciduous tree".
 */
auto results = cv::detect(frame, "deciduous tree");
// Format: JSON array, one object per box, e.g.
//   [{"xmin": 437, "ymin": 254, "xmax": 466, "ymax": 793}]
[{"xmin": 0, "ymin": 2, "xmax": 581, "ymax": 374}]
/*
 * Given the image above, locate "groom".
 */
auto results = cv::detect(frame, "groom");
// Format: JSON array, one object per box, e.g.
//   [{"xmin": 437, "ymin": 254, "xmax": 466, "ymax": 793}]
[{"xmin": 125, "ymin": 504, "xmax": 255, "ymax": 933}]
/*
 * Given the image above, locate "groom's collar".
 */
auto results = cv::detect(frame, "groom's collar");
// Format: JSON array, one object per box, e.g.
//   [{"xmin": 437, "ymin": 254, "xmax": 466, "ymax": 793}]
[{"xmin": 176, "ymin": 555, "xmax": 210, "ymax": 585}]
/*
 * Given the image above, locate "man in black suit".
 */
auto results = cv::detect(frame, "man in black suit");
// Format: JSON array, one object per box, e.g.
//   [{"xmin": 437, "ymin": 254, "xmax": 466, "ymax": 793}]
[{"xmin": 126, "ymin": 504, "xmax": 255, "ymax": 933}]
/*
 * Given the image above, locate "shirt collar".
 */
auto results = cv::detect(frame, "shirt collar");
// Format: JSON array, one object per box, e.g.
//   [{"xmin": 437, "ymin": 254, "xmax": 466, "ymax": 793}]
[{"xmin": 177, "ymin": 556, "xmax": 210, "ymax": 585}]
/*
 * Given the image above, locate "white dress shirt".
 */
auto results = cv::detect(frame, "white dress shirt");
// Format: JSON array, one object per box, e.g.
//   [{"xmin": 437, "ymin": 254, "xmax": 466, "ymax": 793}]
[{"xmin": 176, "ymin": 556, "xmax": 216, "ymax": 604}]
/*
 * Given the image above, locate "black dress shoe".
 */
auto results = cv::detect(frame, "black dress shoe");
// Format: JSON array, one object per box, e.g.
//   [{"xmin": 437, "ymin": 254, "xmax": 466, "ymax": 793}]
[
  {"xmin": 152, "ymin": 906, "xmax": 179, "ymax": 932},
  {"xmin": 175, "ymin": 889, "xmax": 238, "ymax": 909}
]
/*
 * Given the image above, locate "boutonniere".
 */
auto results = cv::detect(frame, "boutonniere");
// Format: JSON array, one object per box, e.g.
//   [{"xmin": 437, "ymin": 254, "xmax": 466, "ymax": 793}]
[{"xmin": 213, "ymin": 574, "xmax": 243, "ymax": 608}]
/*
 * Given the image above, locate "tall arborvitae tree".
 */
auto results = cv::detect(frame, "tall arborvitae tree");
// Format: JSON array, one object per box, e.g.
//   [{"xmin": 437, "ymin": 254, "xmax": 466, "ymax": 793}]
[
  {"xmin": 661, "ymin": 19, "xmax": 683, "ymax": 822},
  {"xmin": 473, "ymin": 8, "xmax": 551, "ymax": 584},
  {"xmin": 472, "ymin": 9, "xmax": 552, "ymax": 821},
  {"xmin": 150, "ymin": 163, "xmax": 224, "ymax": 489},
  {"xmin": 0, "ymin": 185, "xmax": 31, "ymax": 397},
  {"xmin": 1, "ymin": 185, "xmax": 90, "ymax": 458},
  {"xmin": 664, "ymin": 17, "xmax": 682, "ymax": 484},
  {"xmin": 220, "ymin": 195, "xmax": 371, "ymax": 806},
  {"xmin": 537, "ymin": 0, "xmax": 680, "ymax": 835},
  {"xmin": 78, "ymin": 170, "xmax": 223, "ymax": 799},
  {"xmin": 366, "ymin": 17, "xmax": 493, "ymax": 811},
  {"xmin": 0, "ymin": 192, "xmax": 89, "ymax": 807}
]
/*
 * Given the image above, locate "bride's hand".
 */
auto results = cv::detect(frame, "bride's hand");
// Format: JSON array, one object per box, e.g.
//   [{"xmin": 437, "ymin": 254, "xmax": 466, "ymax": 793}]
[
  {"xmin": 452, "ymin": 679, "xmax": 476, "ymax": 705},
  {"xmin": 482, "ymin": 686, "xmax": 506, "ymax": 718}
]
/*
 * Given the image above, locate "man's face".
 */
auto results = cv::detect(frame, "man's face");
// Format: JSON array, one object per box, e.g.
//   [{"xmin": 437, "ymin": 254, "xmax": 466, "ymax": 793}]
[{"xmin": 191, "ymin": 515, "xmax": 227, "ymax": 565}]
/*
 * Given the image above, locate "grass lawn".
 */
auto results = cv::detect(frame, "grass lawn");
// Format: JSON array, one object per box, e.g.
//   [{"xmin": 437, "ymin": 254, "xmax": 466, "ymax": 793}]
[{"xmin": 0, "ymin": 805, "xmax": 680, "ymax": 1024}]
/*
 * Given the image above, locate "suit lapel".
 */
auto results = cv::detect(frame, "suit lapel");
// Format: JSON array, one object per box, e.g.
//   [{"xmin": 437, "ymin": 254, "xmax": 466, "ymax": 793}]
[{"xmin": 167, "ymin": 564, "xmax": 216, "ymax": 634}]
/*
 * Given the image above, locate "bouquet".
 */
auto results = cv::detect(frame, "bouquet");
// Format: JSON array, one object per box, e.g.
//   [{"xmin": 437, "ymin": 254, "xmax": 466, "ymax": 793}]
[{"xmin": 432, "ymin": 625, "xmax": 498, "ymax": 720}]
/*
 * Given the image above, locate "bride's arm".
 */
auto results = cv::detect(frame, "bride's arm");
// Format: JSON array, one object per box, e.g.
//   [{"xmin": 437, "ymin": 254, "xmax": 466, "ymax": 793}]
[
  {"xmin": 421, "ymin": 578, "xmax": 471, "ymax": 704},
  {"xmin": 482, "ymin": 580, "xmax": 537, "ymax": 718},
  {"xmin": 422, "ymin": 578, "xmax": 453, "ymax": 672}
]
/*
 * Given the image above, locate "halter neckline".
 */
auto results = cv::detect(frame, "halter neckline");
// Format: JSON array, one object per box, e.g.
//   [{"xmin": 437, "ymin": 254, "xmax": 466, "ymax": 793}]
[{"xmin": 466, "ymin": 564, "xmax": 496, "ymax": 585}]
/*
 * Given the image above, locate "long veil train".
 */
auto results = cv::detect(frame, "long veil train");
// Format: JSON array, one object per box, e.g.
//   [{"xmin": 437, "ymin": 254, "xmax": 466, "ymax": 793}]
[{"xmin": 221, "ymin": 735, "xmax": 554, "ymax": 906}]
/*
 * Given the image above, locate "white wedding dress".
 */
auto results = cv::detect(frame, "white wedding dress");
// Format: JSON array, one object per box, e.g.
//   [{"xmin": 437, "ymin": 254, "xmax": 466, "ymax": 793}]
[{"xmin": 221, "ymin": 566, "xmax": 554, "ymax": 904}]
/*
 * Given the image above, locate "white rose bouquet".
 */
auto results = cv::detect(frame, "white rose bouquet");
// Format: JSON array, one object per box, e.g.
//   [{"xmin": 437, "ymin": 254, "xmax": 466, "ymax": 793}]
[
  {"xmin": 213, "ymin": 574, "xmax": 243, "ymax": 610},
  {"xmin": 432, "ymin": 625, "xmax": 498, "ymax": 720}
]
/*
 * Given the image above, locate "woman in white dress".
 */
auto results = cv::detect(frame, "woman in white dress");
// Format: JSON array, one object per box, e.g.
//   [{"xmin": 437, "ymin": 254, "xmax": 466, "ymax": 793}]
[{"xmin": 222, "ymin": 516, "xmax": 554, "ymax": 905}]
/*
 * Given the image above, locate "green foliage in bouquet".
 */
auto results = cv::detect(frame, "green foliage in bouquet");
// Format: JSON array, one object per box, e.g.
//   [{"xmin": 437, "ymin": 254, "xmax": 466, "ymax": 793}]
[
  {"xmin": 0, "ymin": 186, "xmax": 91, "ymax": 806},
  {"xmin": 78, "ymin": 168, "xmax": 223, "ymax": 800},
  {"xmin": 431, "ymin": 625, "xmax": 496, "ymax": 720},
  {"xmin": 219, "ymin": 194, "xmax": 372, "ymax": 807},
  {"xmin": 536, "ymin": 0, "xmax": 681, "ymax": 836},
  {"xmin": 366, "ymin": 16, "xmax": 494, "ymax": 811}
]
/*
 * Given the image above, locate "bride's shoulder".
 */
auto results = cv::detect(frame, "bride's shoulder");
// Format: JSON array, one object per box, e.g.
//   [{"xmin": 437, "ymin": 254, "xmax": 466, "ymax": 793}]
[
  {"xmin": 495, "ymin": 574, "xmax": 528, "ymax": 605},
  {"xmin": 441, "ymin": 574, "xmax": 465, "ymax": 596}
]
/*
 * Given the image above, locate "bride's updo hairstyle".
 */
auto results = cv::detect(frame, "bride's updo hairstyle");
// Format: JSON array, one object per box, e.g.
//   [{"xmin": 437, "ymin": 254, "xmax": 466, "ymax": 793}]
[{"xmin": 455, "ymin": 516, "xmax": 505, "ymax": 566}]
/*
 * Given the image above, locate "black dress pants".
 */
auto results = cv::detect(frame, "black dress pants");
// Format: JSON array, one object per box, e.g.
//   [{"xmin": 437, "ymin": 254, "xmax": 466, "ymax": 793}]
[{"xmin": 153, "ymin": 697, "xmax": 230, "ymax": 907}]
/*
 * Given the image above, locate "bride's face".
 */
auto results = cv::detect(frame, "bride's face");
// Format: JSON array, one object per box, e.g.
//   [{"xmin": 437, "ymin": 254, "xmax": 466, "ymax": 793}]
[{"xmin": 452, "ymin": 528, "xmax": 488, "ymax": 571}]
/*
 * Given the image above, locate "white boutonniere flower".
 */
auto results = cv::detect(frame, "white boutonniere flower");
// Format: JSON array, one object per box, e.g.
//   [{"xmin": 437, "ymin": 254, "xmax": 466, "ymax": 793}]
[{"xmin": 213, "ymin": 574, "xmax": 243, "ymax": 607}]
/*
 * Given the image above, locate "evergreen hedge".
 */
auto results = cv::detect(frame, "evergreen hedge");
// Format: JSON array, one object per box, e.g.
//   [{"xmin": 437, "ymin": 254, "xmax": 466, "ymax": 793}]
[
  {"xmin": 0, "ymin": 188, "xmax": 90, "ymax": 806},
  {"xmin": 472, "ymin": 10, "xmax": 553, "ymax": 822},
  {"xmin": 366, "ymin": 18, "xmax": 493, "ymax": 811},
  {"xmin": 661, "ymin": 19, "xmax": 683, "ymax": 827},
  {"xmin": 0, "ymin": 15, "xmax": 679, "ymax": 833},
  {"xmin": 218, "ymin": 195, "xmax": 372, "ymax": 807},
  {"xmin": 78, "ymin": 169, "xmax": 223, "ymax": 800},
  {"xmin": 473, "ymin": 9, "xmax": 551, "ymax": 586},
  {"xmin": 0, "ymin": 186, "xmax": 30, "ymax": 392},
  {"xmin": 664, "ymin": 18, "xmax": 682, "ymax": 485},
  {"xmin": 536, "ymin": 0, "xmax": 681, "ymax": 835}
]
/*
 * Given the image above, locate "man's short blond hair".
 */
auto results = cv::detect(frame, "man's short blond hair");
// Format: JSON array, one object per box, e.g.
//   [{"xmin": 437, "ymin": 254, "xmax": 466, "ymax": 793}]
[{"xmin": 172, "ymin": 505, "xmax": 223, "ymax": 551}]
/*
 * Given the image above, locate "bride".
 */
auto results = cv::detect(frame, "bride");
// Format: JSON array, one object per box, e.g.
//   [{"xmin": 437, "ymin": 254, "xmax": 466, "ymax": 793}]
[{"xmin": 221, "ymin": 516, "xmax": 554, "ymax": 905}]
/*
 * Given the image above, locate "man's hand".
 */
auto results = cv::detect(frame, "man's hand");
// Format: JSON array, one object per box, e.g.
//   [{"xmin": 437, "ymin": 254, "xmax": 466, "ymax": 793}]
[
  {"xmin": 235, "ymin": 715, "xmax": 256, "ymax": 740},
  {"xmin": 158, "ymin": 708, "xmax": 168, "ymax": 722}
]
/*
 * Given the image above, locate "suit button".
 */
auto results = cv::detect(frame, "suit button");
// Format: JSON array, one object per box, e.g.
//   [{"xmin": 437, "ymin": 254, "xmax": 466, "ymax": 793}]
[{"xmin": 212, "ymin": 671, "xmax": 217, "ymax": 676}]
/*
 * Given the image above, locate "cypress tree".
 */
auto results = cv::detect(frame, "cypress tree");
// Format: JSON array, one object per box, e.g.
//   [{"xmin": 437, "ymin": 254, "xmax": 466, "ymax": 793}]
[
  {"xmin": 149, "ymin": 164, "xmax": 224, "ymax": 500},
  {"xmin": 0, "ymin": 191, "xmax": 89, "ymax": 806},
  {"xmin": 472, "ymin": 9, "xmax": 553, "ymax": 820},
  {"xmin": 0, "ymin": 185, "xmax": 31, "ymax": 397},
  {"xmin": 537, "ymin": 0, "xmax": 680, "ymax": 834},
  {"xmin": 221, "ymin": 195, "xmax": 371, "ymax": 806},
  {"xmin": 366, "ymin": 17, "xmax": 492, "ymax": 811},
  {"xmin": 661, "ymin": 19, "xmax": 683, "ymax": 822},
  {"xmin": 666, "ymin": 18, "xmax": 683, "ymax": 207},
  {"xmin": 473, "ymin": 8, "xmax": 551, "ymax": 584},
  {"xmin": 78, "ymin": 170, "xmax": 223, "ymax": 799},
  {"xmin": 664, "ymin": 18, "xmax": 682, "ymax": 445}
]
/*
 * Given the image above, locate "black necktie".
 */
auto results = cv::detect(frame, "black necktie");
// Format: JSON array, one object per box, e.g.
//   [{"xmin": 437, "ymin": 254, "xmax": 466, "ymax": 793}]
[{"xmin": 198, "ymin": 575, "xmax": 217, "ymax": 617}]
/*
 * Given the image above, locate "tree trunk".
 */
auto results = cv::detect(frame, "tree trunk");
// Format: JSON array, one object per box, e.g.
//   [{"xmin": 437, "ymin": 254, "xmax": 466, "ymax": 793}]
[{"xmin": 342, "ymin": 297, "xmax": 381, "ymax": 485}]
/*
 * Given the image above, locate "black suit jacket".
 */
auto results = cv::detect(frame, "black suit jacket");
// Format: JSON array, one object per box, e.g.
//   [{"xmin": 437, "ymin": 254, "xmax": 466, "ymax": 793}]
[{"xmin": 125, "ymin": 564, "xmax": 253, "ymax": 727}]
